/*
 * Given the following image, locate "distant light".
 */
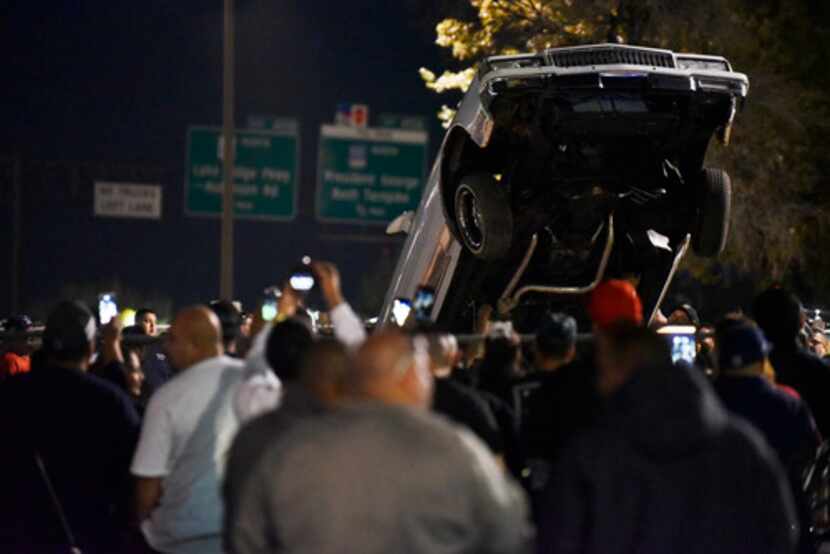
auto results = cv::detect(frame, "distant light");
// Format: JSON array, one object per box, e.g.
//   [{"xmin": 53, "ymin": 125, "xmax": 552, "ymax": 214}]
[{"xmin": 119, "ymin": 308, "xmax": 137, "ymax": 327}]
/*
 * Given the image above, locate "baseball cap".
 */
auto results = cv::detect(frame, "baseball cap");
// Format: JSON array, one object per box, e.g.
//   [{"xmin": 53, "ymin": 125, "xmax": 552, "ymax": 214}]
[
  {"xmin": 588, "ymin": 280, "xmax": 644, "ymax": 330},
  {"xmin": 670, "ymin": 303, "xmax": 700, "ymax": 327},
  {"xmin": 42, "ymin": 301, "xmax": 96, "ymax": 355},
  {"xmin": 718, "ymin": 323, "xmax": 771, "ymax": 372},
  {"xmin": 536, "ymin": 312, "xmax": 577, "ymax": 353}
]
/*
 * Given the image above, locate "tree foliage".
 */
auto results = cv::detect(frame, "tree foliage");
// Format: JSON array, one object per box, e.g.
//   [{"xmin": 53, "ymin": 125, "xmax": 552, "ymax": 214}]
[{"xmin": 421, "ymin": 0, "xmax": 830, "ymax": 303}]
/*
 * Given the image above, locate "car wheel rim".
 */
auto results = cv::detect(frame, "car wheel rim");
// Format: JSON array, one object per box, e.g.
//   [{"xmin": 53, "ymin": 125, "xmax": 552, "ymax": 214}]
[{"xmin": 457, "ymin": 187, "xmax": 484, "ymax": 251}]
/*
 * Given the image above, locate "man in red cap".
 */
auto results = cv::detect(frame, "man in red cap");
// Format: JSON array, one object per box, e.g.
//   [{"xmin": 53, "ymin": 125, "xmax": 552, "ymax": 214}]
[
  {"xmin": 587, "ymin": 279, "xmax": 647, "ymax": 396},
  {"xmin": 587, "ymin": 279, "xmax": 644, "ymax": 330},
  {"xmin": 539, "ymin": 320, "xmax": 798, "ymax": 554}
]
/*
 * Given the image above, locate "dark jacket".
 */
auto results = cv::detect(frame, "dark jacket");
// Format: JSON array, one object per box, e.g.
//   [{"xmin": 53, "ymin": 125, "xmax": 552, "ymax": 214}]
[
  {"xmin": 519, "ymin": 361, "xmax": 599, "ymax": 464},
  {"xmin": 433, "ymin": 377, "xmax": 503, "ymax": 454},
  {"xmin": 0, "ymin": 363, "xmax": 140, "ymax": 553},
  {"xmin": 715, "ymin": 375, "xmax": 819, "ymax": 469},
  {"xmin": 538, "ymin": 363, "xmax": 798, "ymax": 554},
  {"xmin": 769, "ymin": 343, "xmax": 830, "ymax": 437}
]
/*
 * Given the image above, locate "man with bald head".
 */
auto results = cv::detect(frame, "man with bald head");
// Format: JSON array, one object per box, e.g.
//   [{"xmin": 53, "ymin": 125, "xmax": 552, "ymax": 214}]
[
  {"xmin": 347, "ymin": 329, "xmax": 434, "ymax": 406},
  {"xmin": 131, "ymin": 306, "xmax": 245, "ymax": 554},
  {"xmin": 229, "ymin": 330, "xmax": 533, "ymax": 554}
]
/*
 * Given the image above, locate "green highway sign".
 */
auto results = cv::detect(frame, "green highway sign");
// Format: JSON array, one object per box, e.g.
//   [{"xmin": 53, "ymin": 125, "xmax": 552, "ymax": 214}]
[
  {"xmin": 378, "ymin": 113, "xmax": 427, "ymax": 131},
  {"xmin": 316, "ymin": 125, "xmax": 428, "ymax": 224},
  {"xmin": 185, "ymin": 126, "xmax": 298, "ymax": 220}
]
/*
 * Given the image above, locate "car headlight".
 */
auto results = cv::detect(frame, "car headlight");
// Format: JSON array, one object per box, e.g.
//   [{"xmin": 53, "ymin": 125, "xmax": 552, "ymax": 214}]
[
  {"xmin": 488, "ymin": 56, "xmax": 544, "ymax": 71},
  {"xmin": 676, "ymin": 57, "xmax": 730, "ymax": 72}
]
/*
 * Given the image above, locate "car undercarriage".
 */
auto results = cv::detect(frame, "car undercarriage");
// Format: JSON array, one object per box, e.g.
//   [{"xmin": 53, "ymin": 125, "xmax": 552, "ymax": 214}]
[{"xmin": 381, "ymin": 44, "xmax": 749, "ymax": 332}]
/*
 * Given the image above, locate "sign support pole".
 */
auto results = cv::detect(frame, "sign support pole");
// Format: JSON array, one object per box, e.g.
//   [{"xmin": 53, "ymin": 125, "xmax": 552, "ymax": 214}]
[
  {"xmin": 220, "ymin": 0, "xmax": 235, "ymax": 300},
  {"xmin": 11, "ymin": 156, "xmax": 21, "ymax": 314}
]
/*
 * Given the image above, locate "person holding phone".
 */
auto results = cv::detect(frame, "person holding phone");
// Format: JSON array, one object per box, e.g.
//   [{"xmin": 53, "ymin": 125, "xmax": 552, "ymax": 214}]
[{"xmin": 235, "ymin": 259, "xmax": 367, "ymax": 423}]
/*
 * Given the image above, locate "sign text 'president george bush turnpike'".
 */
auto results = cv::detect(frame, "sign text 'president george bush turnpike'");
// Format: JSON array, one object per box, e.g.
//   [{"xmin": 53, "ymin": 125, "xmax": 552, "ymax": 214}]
[{"xmin": 316, "ymin": 125, "xmax": 428, "ymax": 224}]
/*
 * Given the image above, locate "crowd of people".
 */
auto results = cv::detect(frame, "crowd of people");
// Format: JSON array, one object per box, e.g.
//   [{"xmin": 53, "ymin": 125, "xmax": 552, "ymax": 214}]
[{"xmin": 1, "ymin": 263, "xmax": 830, "ymax": 554}]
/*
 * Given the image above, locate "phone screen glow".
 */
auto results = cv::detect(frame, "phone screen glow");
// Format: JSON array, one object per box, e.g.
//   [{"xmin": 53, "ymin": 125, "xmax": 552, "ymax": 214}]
[
  {"xmin": 290, "ymin": 274, "xmax": 315, "ymax": 292},
  {"xmin": 98, "ymin": 295, "xmax": 118, "ymax": 325},
  {"xmin": 392, "ymin": 299, "xmax": 412, "ymax": 327},
  {"xmin": 261, "ymin": 300, "xmax": 278, "ymax": 322}
]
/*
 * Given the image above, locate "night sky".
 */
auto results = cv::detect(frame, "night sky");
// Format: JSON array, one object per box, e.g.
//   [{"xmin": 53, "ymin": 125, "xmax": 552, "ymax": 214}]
[
  {"xmin": 3, "ymin": 1, "xmax": 448, "ymax": 161},
  {"xmin": 1, "ymin": 1, "xmax": 455, "ymax": 318}
]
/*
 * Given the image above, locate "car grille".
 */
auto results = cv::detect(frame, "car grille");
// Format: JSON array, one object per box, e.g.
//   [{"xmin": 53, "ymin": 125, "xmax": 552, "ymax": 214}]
[{"xmin": 547, "ymin": 46, "xmax": 675, "ymax": 69}]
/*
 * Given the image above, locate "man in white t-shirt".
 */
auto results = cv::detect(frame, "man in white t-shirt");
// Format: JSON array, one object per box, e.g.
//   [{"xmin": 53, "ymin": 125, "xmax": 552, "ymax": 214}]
[{"xmin": 131, "ymin": 306, "xmax": 245, "ymax": 554}]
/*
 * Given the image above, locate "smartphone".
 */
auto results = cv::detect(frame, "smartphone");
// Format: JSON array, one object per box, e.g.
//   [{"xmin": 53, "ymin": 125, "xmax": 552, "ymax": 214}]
[
  {"xmin": 658, "ymin": 325, "xmax": 697, "ymax": 365},
  {"xmin": 98, "ymin": 292, "xmax": 118, "ymax": 325},
  {"xmin": 261, "ymin": 287, "xmax": 281, "ymax": 322},
  {"xmin": 392, "ymin": 298, "xmax": 412, "ymax": 327},
  {"xmin": 261, "ymin": 298, "xmax": 278, "ymax": 322},
  {"xmin": 289, "ymin": 256, "xmax": 316, "ymax": 293},
  {"xmin": 413, "ymin": 286, "xmax": 436, "ymax": 322}
]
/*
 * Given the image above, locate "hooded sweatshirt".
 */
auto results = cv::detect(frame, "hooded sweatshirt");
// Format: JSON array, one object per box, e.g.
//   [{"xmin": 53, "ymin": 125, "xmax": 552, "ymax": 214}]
[
  {"xmin": 768, "ymin": 339, "xmax": 830, "ymax": 438},
  {"xmin": 537, "ymin": 362, "xmax": 798, "ymax": 554}
]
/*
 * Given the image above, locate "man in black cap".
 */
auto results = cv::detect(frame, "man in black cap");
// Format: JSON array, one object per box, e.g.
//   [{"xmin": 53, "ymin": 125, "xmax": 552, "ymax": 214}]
[
  {"xmin": 668, "ymin": 302, "xmax": 701, "ymax": 327},
  {"xmin": 518, "ymin": 313, "xmax": 599, "ymax": 499},
  {"xmin": 522, "ymin": 313, "xmax": 596, "ymax": 461},
  {"xmin": 0, "ymin": 301, "xmax": 141, "ymax": 553},
  {"xmin": 210, "ymin": 300, "xmax": 244, "ymax": 357}
]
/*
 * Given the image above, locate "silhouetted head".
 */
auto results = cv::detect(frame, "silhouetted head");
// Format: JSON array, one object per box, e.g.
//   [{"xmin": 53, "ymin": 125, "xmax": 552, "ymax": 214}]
[
  {"xmin": 265, "ymin": 318, "xmax": 315, "ymax": 383},
  {"xmin": 42, "ymin": 301, "xmax": 97, "ymax": 369},
  {"xmin": 348, "ymin": 330, "xmax": 433, "ymax": 409},
  {"xmin": 300, "ymin": 339, "xmax": 350, "ymax": 407},
  {"xmin": 535, "ymin": 312, "xmax": 578, "ymax": 369},
  {"xmin": 753, "ymin": 287, "xmax": 802, "ymax": 348},
  {"xmin": 595, "ymin": 323, "xmax": 671, "ymax": 397}
]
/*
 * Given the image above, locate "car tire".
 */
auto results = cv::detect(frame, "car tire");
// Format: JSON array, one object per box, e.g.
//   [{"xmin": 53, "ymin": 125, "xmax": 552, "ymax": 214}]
[
  {"xmin": 692, "ymin": 167, "xmax": 732, "ymax": 257},
  {"xmin": 454, "ymin": 173, "xmax": 513, "ymax": 261}
]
